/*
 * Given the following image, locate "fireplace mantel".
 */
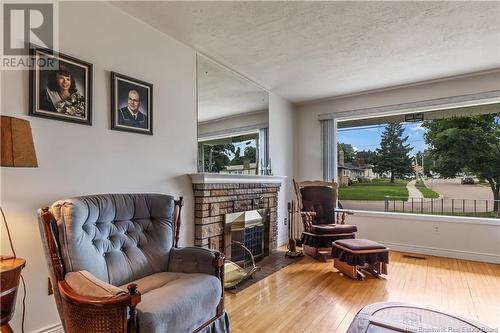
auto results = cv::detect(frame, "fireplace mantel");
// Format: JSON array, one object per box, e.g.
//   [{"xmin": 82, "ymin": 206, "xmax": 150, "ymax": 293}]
[{"xmin": 189, "ymin": 173, "xmax": 286, "ymax": 184}]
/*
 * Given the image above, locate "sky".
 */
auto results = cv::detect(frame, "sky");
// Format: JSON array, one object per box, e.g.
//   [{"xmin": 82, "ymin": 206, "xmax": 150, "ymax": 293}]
[
  {"xmin": 337, "ymin": 122, "xmax": 428, "ymax": 156},
  {"xmin": 227, "ymin": 138, "xmax": 256, "ymax": 160}
]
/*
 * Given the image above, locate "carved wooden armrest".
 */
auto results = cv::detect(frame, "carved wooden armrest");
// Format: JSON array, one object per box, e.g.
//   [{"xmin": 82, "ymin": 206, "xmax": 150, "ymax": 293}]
[
  {"xmin": 213, "ymin": 251, "xmax": 225, "ymax": 269},
  {"xmin": 336, "ymin": 210, "xmax": 354, "ymax": 224},
  {"xmin": 58, "ymin": 281, "xmax": 141, "ymax": 333},
  {"xmin": 59, "ymin": 280, "xmax": 131, "ymax": 304},
  {"xmin": 300, "ymin": 211, "xmax": 317, "ymax": 217},
  {"xmin": 300, "ymin": 210, "xmax": 354, "ymax": 226},
  {"xmin": 300, "ymin": 211, "xmax": 316, "ymax": 232},
  {"xmin": 213, "ymin": 251, "xmax": 225, "ymax": 317}
]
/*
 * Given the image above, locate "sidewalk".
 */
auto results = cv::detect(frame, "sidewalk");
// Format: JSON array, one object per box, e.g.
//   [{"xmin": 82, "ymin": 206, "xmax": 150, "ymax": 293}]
[{"xmin": 407, "ymin": 180, "xmax": 423, "ymax": 199}]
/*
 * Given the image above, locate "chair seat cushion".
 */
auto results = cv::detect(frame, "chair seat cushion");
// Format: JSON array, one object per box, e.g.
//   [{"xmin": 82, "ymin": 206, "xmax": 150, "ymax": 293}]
[
  {"xmin": 310, "ymin": 224, "xmax": 357, "ymax": 235},
  {"xmin": 124, "ymin": 272, "xmax": 221, "ymax": 333},
  {"xmin": 120, "ymin": 271, "xmax": 181, "ymax": 294},
  {"xmin": 334, "ymin": 238, "xmax": 387, "ymax": 251}
]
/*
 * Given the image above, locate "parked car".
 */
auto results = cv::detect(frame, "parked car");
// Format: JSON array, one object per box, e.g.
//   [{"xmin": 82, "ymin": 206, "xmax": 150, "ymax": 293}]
[{"xmin": 461, "ymin": 176, "xmax": 474, "ymax": 184}]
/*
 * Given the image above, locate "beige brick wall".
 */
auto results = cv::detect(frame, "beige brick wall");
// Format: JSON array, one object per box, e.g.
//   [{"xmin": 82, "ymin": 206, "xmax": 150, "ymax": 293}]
[{"xmin": 192, "ymin": 183, "xmax": 281, "ymax": 253}]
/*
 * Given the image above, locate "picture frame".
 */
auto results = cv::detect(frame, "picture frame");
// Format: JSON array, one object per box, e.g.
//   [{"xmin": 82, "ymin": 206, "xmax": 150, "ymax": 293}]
[
  {"xmin": 29, "ymin": 44, "xmax": 93, "ymax": 125},
  {"xmin": 111, "ymin": 72, "xmax": 153, "ymax": 135}
]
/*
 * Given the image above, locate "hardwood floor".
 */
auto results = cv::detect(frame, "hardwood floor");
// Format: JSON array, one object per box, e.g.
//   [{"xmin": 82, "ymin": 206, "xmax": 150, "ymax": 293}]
[{"xmin": 226, "ymin": 251, "xmax": 500, "ymax": 332}]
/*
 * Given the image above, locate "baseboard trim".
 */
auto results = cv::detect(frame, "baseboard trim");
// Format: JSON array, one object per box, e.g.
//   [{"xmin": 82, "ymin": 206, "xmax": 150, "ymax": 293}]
[
  {"xmin": 380, "ymin": 241, "xmax": 500, "ymax": 264},
  {"xmin": 33, "ymin": 323, "xmax": 63, "ymax": 333}
]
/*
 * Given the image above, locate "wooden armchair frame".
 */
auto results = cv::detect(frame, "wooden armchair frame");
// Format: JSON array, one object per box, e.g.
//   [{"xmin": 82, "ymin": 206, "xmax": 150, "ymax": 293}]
[
  {"xmin": 293, "ymin": 180, "xmax": 355, "ymax": 261},
  {"xmin": 293, "ymin": 180, "xmax": 349, "ymax": 226},
  {"xmin": 39, "ymin": 197, "xmax": 225, "ymax": 333}
]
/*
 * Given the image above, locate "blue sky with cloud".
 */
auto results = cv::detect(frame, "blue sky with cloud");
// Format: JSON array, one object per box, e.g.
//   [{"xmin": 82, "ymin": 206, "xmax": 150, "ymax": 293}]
[{"xmin": 338, "ymin": 122, "xmax": 427, "ymax": 156}]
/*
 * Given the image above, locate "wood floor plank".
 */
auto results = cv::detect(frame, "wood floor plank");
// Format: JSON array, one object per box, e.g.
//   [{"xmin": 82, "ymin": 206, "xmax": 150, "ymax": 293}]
[{"xmin": 226, "ymin": 251, "xmax": 500, "ymax": 332}]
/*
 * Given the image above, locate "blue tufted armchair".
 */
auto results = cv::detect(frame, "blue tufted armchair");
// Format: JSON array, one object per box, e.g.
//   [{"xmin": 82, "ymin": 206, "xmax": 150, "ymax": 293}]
[{"xmin": 38, "ymin": 193, "xmax": 229, "ymax": 333}]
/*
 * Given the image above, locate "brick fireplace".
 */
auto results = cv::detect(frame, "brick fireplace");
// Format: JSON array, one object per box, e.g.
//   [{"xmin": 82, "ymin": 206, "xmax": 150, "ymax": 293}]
[{"xmin": 189, "ymin": 173, "xmax": 284, "ymax": 254}]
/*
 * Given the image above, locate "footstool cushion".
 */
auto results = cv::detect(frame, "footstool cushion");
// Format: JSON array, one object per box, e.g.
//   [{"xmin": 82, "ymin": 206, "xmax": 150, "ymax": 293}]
[
  {"xmin": 335, "ymin": 239, "xmax": 387, "ymax": 251},
  {"xmin": 332, "ymin": 239, "xmax": 389, "ymax": 266}
]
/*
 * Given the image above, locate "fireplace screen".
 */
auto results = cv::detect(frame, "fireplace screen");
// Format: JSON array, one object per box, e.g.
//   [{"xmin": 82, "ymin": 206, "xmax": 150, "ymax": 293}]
[{"xmin": 225, "ymin": 209, "xmax": 269, "ymax": 262}]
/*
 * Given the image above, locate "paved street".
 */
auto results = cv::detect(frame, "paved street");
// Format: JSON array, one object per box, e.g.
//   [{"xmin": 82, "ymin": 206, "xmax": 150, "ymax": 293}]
[{"xmin": 425, "ymin": 178, "xmax": 492, "ymax": 200}]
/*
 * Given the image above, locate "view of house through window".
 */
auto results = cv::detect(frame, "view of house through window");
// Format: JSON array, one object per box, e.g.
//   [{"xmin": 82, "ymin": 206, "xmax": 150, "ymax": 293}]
[
  {"xmin": 336, "ymin": 106, "xmax": 500, "ymax": 218},
  {"xmin": 199, "ymin": 133, "xmax": 259, "ymax": 175}
]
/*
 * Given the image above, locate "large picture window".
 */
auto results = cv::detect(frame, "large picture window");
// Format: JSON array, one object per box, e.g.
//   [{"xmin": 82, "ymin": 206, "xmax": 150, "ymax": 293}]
[{"xmin": 321, "ymin": 97, "xmax": 500, "ymax": 219}]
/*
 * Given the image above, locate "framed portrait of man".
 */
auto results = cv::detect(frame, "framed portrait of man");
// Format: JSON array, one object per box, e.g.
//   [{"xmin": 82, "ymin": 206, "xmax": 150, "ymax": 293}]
[
  {"xmin": 111, "ymin": 72, "xmax": 153, "ymax": 135},
  {"xmin": 29, "ymin": 45, "xmax": 93, "ymax": 125}
]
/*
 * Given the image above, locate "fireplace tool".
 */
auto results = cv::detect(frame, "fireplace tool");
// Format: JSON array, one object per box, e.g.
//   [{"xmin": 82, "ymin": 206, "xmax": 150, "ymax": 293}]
[
  {"xmin": 286, "ymin": 201, "xmax": 303, "ymax": 258},
  {"xmin": 224, "ymin": 241, "xmax": 260, "ymax": 289}
]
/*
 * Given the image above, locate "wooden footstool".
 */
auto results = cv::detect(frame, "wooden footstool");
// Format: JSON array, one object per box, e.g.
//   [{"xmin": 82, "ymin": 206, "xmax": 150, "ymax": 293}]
[{"xmin": 332, "ymin": 239, "xmax": 389, "ymax": 280}]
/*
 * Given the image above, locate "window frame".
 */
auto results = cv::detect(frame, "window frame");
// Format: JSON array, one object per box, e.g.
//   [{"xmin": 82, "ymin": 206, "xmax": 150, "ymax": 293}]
[
  {"xmin": 320, "ymin": 90, "xmax": 500, "ymax": 223},
  {"xmin": 198, "ymin": 128, "xmax": 265, "ymax": 174}
]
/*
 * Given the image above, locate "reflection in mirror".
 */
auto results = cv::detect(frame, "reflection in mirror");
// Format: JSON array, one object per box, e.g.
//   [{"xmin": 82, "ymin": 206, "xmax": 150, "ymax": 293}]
[{"xmin": 197, "ymin": 55, "xmax": 270, "ymax": 175}]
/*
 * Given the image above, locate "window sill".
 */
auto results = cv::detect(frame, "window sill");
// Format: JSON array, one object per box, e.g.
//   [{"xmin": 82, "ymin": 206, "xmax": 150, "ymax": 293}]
[{"xmin": 337, "ymin": 209, "xmax": 500, "ymax": 226}]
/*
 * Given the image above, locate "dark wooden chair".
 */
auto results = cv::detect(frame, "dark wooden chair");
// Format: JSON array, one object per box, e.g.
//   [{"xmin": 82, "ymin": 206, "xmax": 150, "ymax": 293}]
[
  {"xmin": 38, "ymin": 194, "xmax": 228, "ymax": 333},
  {"xmin": 293, "ymin": 180, "xmax": 357, "ymax": 261}
]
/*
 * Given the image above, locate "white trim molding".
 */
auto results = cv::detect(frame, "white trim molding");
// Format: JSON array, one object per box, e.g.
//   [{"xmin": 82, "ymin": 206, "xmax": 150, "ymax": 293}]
[
  {"xmin": 318, "ymin": 90, "xmax": 500, "ymax": 121},
  {"xmin": 189, "ymin": 173, "xmax": 286, "ymax": 184},
  {"xmin": 378, "ymin": 241, "xmax": 500, "ymax": 264},
  {"xmin": 343, "ymin": 209, "xmax": 500, "ymax": 226},
  {"xmin": 197, "ymin": 124, "xmax": 266, "ymax": 141}
]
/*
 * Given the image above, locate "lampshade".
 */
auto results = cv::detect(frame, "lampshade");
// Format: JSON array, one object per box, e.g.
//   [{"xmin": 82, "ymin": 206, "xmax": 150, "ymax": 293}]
[{"xmin": 1, "ymin": 116, "xmax": 38, "ymax": 167}]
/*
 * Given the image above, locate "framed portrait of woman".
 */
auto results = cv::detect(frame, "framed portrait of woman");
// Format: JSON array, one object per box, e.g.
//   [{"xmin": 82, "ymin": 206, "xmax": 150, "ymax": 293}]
[
  {"xmin": 29, "ymin": 45, "xmax": 93, "ymax": 125},
  {"xmin": 111, "ymin": 72, "xmax": 153, "ymax": 135}
]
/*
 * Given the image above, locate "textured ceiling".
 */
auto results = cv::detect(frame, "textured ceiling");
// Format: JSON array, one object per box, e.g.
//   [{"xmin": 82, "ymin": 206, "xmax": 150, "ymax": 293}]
[
  {"xmin": 197, "ymin": 56, "xmax": 268, "ymax": 122},
  {"xmin": 113, "ymin": 1, "xmax": 500, "ymax": 103}
]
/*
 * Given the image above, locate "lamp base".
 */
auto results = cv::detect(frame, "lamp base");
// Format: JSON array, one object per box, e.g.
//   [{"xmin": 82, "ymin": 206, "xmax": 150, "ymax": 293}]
[{"xmin": 0, "ymin": 257, "xmax": 25, "ymax": 329}]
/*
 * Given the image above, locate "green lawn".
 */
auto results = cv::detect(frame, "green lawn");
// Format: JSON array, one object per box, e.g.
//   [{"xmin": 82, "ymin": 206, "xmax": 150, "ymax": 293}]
[
  {"xmin": 339, "ymin": 179, "xmax": 409, "ymax": 201},
  {"xmin": 415, "ymin": 180, "xmax": 440, "ymax": 198}
]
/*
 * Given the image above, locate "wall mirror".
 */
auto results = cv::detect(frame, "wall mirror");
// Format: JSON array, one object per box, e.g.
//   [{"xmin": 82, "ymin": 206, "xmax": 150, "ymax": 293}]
[{"xmin": 197, "ymin": 55, "xmax": 270, "ymax": 175}]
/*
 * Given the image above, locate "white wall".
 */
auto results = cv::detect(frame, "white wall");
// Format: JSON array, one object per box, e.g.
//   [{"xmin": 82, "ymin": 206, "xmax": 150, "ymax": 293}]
[
  {"xmin": 0, "ymin": 2, "xmax": 197, "ymax": 332},
  {"xmin": 269, "ymin": 93, "xmax": 296, "ymax": 246},
  {"xmin": 294, "ymin": 70, "xmax": 500, "ymax": 263},
  {"xmin": 198, "ymin": 110, "xmax": 268, "ymax": 138},
  {"xmin": 351, "ymin": 213, "xmax": 500, "ymax": 264}
]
